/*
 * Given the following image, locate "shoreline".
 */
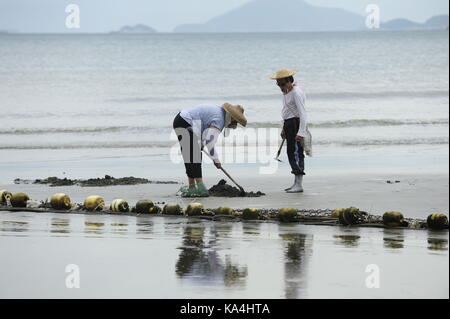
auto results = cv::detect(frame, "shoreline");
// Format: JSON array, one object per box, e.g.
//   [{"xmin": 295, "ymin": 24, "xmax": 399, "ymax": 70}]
[
  {"xmin": 1, "ymin": 206, "xmax": 444, "ymax": 232},
  {"xmin": 1, "ymin": 171, "xmax": 448, "ymax": 219}
]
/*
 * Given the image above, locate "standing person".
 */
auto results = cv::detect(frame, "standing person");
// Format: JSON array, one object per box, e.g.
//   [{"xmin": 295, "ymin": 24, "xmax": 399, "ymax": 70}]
[
  {"xmin": 269, "ymin": 68, "xmax": 309, "ymax": 193},
  {"xmin": 173, "ymin": 103, "xmax": 247, "ymax": 197}
]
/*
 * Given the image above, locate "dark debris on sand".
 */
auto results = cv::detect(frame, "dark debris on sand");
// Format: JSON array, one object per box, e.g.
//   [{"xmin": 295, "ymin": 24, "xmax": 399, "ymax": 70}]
[
  {"xmin": 208, "ymin": 179, "xmax": 265, "ymax": 197},
  {"xmin": 14, "ymin": 175, "xmax": 178, "ymax": 187}
]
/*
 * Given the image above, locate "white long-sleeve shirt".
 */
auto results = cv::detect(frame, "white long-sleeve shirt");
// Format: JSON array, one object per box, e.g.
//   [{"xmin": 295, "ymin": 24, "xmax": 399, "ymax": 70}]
[{"xmin": 281, "ymin": 85, "xmax": 308, "ymax": 137}]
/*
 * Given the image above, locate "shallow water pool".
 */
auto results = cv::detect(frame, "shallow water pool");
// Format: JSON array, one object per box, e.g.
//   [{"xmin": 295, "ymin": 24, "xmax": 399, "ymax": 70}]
[{"xmin": 0, "ymin": 211, "xmax": 448, "ymax": 299}]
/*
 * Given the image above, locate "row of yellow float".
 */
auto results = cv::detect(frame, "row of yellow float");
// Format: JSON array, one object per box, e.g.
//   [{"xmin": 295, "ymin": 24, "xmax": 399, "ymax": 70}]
[{"xmin": 0, "ymin": 189, "xmax": 448, "ymax": 230}]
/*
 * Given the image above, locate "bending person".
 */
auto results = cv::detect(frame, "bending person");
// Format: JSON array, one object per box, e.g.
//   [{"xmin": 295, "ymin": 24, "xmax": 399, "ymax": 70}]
[{"xmin": 173, "ymin": 103, "xmax": 247, "ymax": 197}]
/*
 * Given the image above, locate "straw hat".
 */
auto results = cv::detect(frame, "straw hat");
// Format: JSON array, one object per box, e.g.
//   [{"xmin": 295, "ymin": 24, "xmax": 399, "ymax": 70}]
[
  {"xmin": 269, "ymin": 68, "xmax": 298, "ymax": 80},
  {"xmin": 222, "ymin": 103, "xmax": 247, "ymax": 127}
]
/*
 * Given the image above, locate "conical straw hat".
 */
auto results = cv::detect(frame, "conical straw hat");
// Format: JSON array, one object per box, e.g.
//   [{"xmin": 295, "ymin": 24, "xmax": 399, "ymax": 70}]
[
  {"xmin": 222, "ymin": 103, "xmax": 247, "ymax": 127},
  {"xmin": 269, "ymin": 68, "xmax": 298, "ymax": 79}
]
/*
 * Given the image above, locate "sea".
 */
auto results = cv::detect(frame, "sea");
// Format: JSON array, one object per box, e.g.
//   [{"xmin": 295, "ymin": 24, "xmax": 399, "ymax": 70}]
[{"xmin": 0, "ymin": 31, "xmax": 448, "ymax": 182}]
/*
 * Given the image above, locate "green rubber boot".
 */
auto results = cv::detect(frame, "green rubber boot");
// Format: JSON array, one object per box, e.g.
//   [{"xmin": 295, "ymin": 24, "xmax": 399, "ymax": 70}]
[
  {"xmin": 180, "ymin": 183, "xmax": 209, "ymax": 198},
  {"xmin": 195, "ymin": 182, "xmax": 209, "ymax": 197},
  {"xmin": 181, "ymin": 188, "xmax": 199, "ymax": 197},
  {"xmin": 179, "ymin": 185, "xmax": 194, "ymax": 195}
]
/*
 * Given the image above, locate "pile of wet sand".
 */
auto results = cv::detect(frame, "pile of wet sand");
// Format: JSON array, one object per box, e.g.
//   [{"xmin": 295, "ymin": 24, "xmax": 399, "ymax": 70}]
[
  {"xmin": 208, "ymin": 179, "xmax": 265, "ymax": 197},
  {"xmin": 14, "ymin": 175, "xmax": 178, "ymax": 187}
]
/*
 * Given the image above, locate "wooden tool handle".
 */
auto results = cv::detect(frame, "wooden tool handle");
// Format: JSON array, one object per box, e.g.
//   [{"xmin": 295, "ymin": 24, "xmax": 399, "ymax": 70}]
[
  {"xmin": 202, "ymin": 150, "xmax": 245, "ymax": 192},
  {"xmin": 220, "ymin": 167, "xmax": 245, "ymax": 192}
]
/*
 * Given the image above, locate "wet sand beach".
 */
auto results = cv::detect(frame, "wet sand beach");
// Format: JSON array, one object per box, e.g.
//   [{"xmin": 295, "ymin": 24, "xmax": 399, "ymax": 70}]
[
  {"xmin": 0, "ymin": 210, "xmax": 448, "ymax": 299},
  {"xmin": 0, "ymin": 166, "xmax": 448, "ymax": 299}
]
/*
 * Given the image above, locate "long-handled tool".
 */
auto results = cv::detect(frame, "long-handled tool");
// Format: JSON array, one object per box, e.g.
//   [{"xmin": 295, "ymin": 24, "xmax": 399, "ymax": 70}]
[
  {"xmin": 202, "ymin": 150, "xmax": 246, "ymax": 195},
  {"xmin": 275, "ymin": 138, "xmax": 286, "ymax": 162}
]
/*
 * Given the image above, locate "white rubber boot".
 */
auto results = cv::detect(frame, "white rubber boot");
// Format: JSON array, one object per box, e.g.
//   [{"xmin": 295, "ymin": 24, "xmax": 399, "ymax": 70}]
[
  {"xmin": 286, "ymin": 175, "xmax": 304, "ymax": 193},
  {"xmin": 284, "ymin": 175, "xmax": 297, "ymax": 191}
]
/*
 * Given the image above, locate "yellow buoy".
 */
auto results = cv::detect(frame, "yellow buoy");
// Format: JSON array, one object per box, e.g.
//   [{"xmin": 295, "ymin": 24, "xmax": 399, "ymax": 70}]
[
  {"xmin": 338, "ymin": 207, "xmax": 362, "ymax": 226},
  {"xmin": 0, "ymin": 190, "xmax": 12, "ymax": 205},
  {"xmin": 383, "ymin": 211, "xmax": 408, "ymax": 227},
  {"xmin": 331, "ymin": 208, "xmax": 344, "ymax": 219},
  {"xmin": 10, "ymin": 192, "xmax": 30, "ymax": 208},
  {"xmin": 110, "ymin": 199, "xmax": 129, "ymax": 213},
  {"xmin": 50, "ymin": 193, "xmax": 71, "ymax": 210},
  {"xmin": 83, "ymin": 195, "xmax": 105, "ymax": 212},
  {"xmin": 215, "ymin": 206, "xmax": 233, "ymax": 215},
  {"xmin": 149, "ymin": 206, "xmax": 162, "ymax": 214},
  {"xmin": 162, "ymin": 204, "xmax": 183, "ymax": 215},
  {"xmin": 135, "ymin": 200, "xmax": 154, "ymax": 214},
  {"xmin": 427, "ymin": 213, "xmax": 449, "ymax": 230},
  {"xmin": 185, "ymin": 203, "xmax": 204, "ymax": 216},
  {"xmin": 278, "ymin": 208, "xmax": 297, "ymax": 222},
  {"xmin": 242, "ymin": 208, "xmax": 261, "ymax": 220}
]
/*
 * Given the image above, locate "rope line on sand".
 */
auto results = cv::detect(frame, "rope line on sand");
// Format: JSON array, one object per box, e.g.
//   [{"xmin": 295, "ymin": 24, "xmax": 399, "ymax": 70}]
[{"xmin": 0, "ymin": 195, "xmax": 448, "ymax": 231}]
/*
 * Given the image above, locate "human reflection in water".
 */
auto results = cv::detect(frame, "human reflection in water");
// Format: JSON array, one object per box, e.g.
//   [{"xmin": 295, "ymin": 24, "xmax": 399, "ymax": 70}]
[
  {"xmin": 175, "ymin": 224, "xmax": 247, "ymax": 287},
  {"xmin": 383, "ymin": 229, "xmax": 405, "ymax": 250},
  {"xmin": 280, "ymin": 233, "xmax": 313, "ymax": 299}
]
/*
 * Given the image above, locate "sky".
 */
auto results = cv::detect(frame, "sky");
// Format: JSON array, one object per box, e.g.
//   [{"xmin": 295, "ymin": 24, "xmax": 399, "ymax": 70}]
[{"xmin": 0, "ymin": 0, "xmax": 448, "ymax": 33}]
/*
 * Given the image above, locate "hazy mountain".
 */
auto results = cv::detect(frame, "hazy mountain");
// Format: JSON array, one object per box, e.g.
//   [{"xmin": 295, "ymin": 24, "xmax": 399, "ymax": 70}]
[
  {"xmin": 174, "ymin": 0, "xmax": 365, "ymax": 33},
  {"xmin": 111, "ymin": 24, "xmax": 157, "ymax": 34},
  {"xmin": 0, "ymin": 29, "xmax": 17, "ymax": 34},
  {"xmin": 381, "ymin": 15, "xmax": 449, "ymax": 30},
  {"xmin": 381, "ymin": 19, "xmax": 423, "ymax": 30},
  {"xmin": 425, "ymin": 15, "xmax": 449, "ymax": 29}
]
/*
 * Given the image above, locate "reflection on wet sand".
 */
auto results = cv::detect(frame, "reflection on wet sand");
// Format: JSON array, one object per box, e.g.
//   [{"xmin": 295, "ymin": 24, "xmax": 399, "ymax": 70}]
[
  {"xmin": 111, "ymin": 222, "xmax": 129, "ymax": 236},
  {"xmin": 1, "ymin": 220, "xmax": 29, "ymax": 234},
  {"xmin": 427, "ymin": 232, "xmax": 448, "ymax": 251},
  {"xmin": 50, "ymin": 217, "xmax": 70, "ymax": 235},
  {"xmin": 136, "ymin": 219, "xmax": 153, "ymax": 236},
  {"xmin": 242, "ymin": 222, "xmax": 262, "ymax": 238},
  {"xmin": 333, "ymin": 230, "xmax": 361, "ymax": 248},
  {"xmin": 84, "ymin": 219, "xmax": 105, "ymax": 237},
  {"xmin": 176, "ymin": 224, "xmax": 247, "ymax": 287},
  {"xmin": 280, "ymin": 233, "xmax": 313, "ymax": 299},
  {"xmin": 383, "ymin": 229, "xmax": 405, "ymax": 250}
]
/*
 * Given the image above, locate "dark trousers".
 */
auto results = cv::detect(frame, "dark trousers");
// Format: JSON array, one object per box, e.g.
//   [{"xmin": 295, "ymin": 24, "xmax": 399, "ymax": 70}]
[
  {"xmin": 173, "ymin": 113, "xmax": 202, "ymax": 179},
  {"xmin": 283, "ymin": 117, "xmax": 305, "ymax": 176}
]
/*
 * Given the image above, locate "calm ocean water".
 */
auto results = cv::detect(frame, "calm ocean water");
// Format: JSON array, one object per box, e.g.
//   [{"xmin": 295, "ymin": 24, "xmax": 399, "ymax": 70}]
[{"xmin": 0, "ymin": 31, "xmax": 448, "ymax": 164}]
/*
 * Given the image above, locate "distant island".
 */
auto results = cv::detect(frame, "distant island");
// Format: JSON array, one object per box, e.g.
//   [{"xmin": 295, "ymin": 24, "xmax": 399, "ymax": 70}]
[
  {"xmin": 0, "ymin": 29, "xmax": 14, "ymax": 34},
  {"xmin": 382, "ymin": 15, "xmax": 449, "ymax": 31},
  {"xmin": 174, "ymin": 0, "xmax": 365, "ymax": 33},
  {"xmin": 173, "ymin": 0, "xmax": 449, "ymax": 33},
  {"xmin": 111, "ymin": 24, "xmax": 156, "ymax": 34}
]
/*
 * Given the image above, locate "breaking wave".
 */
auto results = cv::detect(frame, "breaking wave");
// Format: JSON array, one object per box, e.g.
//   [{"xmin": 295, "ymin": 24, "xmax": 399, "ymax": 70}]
[
  {"xmin": 1, "ymin": 119, "xmax": 447, "ymax": 135},
  {"xmin": 0, "ymin": 137, "xmax": 447, "ymax": 150},
  {"xmin": 249, "ymin": 119, "xmax": 449, "ymax": 128},
  {"xmin": 109, "ymin": 90, "xmax": 449, "ymax": 103}
]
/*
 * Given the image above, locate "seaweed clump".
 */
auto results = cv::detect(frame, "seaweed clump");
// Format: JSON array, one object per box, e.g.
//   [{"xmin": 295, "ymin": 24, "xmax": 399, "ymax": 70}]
[{"xmin": 208, "ymin": 180, "xmax": 265, "ymax": 198}]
